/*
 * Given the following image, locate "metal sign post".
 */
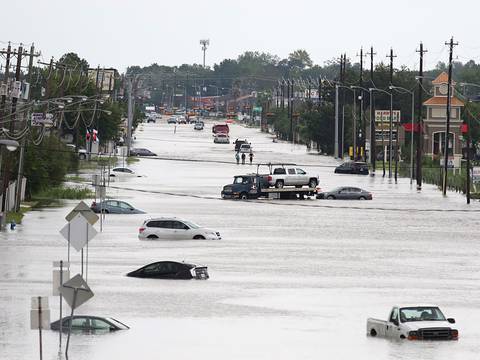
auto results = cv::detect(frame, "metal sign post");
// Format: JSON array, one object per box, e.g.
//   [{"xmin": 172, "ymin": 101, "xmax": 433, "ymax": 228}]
[
  {"xmin": 30, "ymin": 296, "xmax": 50, "ymax": 360},
  {"xmin": 59, "ymin": 274, "xmax": 94, "ymax": 357},
  {"xmin": 53, "ymin": 260, "xmax": 70, "ymax": 353}
]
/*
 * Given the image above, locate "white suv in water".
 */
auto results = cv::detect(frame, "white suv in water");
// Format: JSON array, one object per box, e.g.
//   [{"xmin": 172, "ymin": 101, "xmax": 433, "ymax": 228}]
[{"xmin": 138, "ymin": 217, "xmax": 221, "ymax": 240}]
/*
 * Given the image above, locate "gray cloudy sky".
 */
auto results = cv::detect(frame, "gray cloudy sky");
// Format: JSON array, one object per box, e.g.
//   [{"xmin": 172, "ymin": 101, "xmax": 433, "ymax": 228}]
[{"xmin": 2, "ymin": 0, "xmax": 479, "ymax": 72}]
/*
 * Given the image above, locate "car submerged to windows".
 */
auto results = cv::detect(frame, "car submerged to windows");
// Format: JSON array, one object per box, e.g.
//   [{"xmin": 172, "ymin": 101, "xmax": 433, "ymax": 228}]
[
  {"xmin": 110, "ymin": 167, "xmax": 140, "ymax": 177},
  {"xmin": 317, "ymin": 187, "xmax": 372, "ymax": 200},
  {"xmin": 127, "ymin": 261, "xmax": 209, "ymax": 280},
  {"xmin": 50, "ymin": 316, "xmax": 129, "ymax": 333},
  {"xmin": 90, "ymin": 200, "xmax": 145, "ymax": 214},
  {"xmin": 334, "ymin": 161, "xmax": 369, "ymax": 175},
  {"xmin": 138, "ymin": 217, "xmax": 221, "ymax": 240}
]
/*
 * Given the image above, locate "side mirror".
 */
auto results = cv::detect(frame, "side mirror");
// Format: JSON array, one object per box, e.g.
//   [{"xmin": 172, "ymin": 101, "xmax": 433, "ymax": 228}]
[
  {"xmin": 392, "ymin": 319, "xmax": 399, "ymax": 326},
  {"xmin": 447, "ymin": 318, "xmax": 456, "ymax": 324}
]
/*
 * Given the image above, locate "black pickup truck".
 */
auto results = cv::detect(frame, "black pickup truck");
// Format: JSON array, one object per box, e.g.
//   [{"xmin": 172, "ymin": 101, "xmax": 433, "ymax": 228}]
[{"xmin": 221, "ymin": 173, "xmax": 317, "ymax": 200}]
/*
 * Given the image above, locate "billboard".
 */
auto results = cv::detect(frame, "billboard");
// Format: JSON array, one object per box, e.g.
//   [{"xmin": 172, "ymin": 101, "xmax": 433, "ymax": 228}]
[{"xmin": 88, "ymin": 68, "xmax": 116, "ymax": 92}]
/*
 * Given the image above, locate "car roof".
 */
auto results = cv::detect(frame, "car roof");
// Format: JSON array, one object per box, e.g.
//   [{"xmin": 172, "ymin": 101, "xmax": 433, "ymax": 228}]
[
  {"xmin": 395, "ymin": 304, "xmax": 440, "ymax": 309},
  {"xmin": 145, "ymin": 217, "xmax": 185, "ymax": 221},
  {"xmin": 141, "ymin": 261, "xmax": 196, "ymax": 268}
]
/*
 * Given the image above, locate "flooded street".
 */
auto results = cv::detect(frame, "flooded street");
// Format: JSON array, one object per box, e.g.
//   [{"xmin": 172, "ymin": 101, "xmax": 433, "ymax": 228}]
[{"xmin": 2, "ymin": 121, "xmax": 480, "ymax": 360}]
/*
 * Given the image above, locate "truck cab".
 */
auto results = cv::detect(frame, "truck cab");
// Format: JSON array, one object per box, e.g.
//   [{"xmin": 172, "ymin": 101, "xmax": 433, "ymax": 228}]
[{"xmin": 221, "ymin": 174, "xmax": 268, "ymax": 199}]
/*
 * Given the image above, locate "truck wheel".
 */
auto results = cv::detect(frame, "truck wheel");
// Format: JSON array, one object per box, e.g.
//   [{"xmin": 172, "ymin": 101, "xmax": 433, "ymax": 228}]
[
  {"xmin": 275, "ymin": 180, "xmax": 284, "ymax": 188},
  {"xmin": 240, "ymin": 192, "xmax": 248, "ymax": 200},
  {"xmin": 370, "ymin": 329, "xmax": 377, "ymax": 337},
  {"xmin": 308, "ymin": 179, "xmax": 317, "ymax": 188}
]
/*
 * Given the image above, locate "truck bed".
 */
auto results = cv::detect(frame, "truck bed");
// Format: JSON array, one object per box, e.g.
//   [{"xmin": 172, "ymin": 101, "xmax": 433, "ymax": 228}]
[{"xmin": 366, "ymin": 318, "xmax": 388, "ymax": 337}]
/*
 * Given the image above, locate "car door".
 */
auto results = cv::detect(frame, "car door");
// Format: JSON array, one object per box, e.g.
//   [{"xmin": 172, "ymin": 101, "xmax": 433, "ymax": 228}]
[
  {"xmin": 296, "ymin": 168, "xmax": 308, "ymax": 185},
  {"xmin": 106, "ymin": 200, "xmax": 119, "ymax": 213},
  {"xmin": 286, "ymin": 168, "xmax": 297, "ymax": 185},
  {"xmin": 386, "ymin": 308, "xmax": 402, "ymax": 339},
  {"xmin": 171, "ymin": 220, "xmax": 190, "ymax": 239},
  {"xmin": 336, "ymin": 188, "xmax": 349, "ymax": 200},
  {"xmin": 65, "ymin": 316, "xmax": 90, "ymax": 333},
  {"xmin": 90, "ymin": 318, "xmax": 113, "ymax": 333},
  {"xmin": 118, "ymin": 201, "xmax": 134, "ymax": 214}
]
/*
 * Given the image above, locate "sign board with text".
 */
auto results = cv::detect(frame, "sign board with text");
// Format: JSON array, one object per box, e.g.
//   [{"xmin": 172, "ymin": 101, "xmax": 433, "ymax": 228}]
[
  {"xmin": 375, "ymin": 110, "xmax": 401, "ymax": 123},
  {"xmin": 472, "ymin": 167, "xmax": 480, "ymax": 183}
]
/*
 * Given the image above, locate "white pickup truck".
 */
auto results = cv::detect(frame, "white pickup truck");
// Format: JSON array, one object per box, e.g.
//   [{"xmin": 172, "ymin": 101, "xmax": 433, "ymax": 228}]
[
  {"xmin": 367, "ymin": 305, "xmax": 458, "ymax": 341},
  {"xmin": 266, "ymin": 165, "xmax": 318, "ymax": 188}
]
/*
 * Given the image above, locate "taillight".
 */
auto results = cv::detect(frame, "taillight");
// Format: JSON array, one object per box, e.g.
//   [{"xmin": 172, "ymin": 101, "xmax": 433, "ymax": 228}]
[
  {"xmin": 139, "ymin": 227, "xmax": 145, "ymax": 233},
  {"xmin": 267, "ymin": 175, "xmax": 272, "ymax": 181}
]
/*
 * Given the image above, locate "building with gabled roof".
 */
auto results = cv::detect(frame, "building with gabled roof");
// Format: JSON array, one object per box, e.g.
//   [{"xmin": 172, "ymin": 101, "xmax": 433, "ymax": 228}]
[{"xmin": 423, "ymin": 71, "xmax": 464, "ymax": 167}]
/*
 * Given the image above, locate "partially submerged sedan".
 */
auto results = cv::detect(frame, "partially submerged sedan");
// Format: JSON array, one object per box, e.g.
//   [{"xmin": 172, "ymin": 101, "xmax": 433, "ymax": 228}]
[
  {"xmin": 91, "ymin": 200, "xmax": 145, "ymax": 214},
  {"xmin": 50, "ymin": 316, "xmax": 129, "ymax": 333},
  {"xmin": 127, "ymin": 261, "xmax": 209, "ymax": 280},
  {"xmin": 317, "ymin": 187, "xmax": 372, "ymax": 200}
]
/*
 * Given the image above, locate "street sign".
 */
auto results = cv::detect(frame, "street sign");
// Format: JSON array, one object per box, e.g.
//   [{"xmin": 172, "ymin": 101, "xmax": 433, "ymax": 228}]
[
  {"xmin": 11, "ymin": 81, "xmax": 21, "ymax": 98},
  {"xmin": 472, "ymin": 167, "xmax": 480, "ymax": 183},
  {"xmin": 53, "ymin": 268, "xmax": 70, "ymax": 296},
  {"xmin": 30, "ymin": 297, "xmax": 50, "ymax": 329},
  {"xmin": 60, "ymin": 213, "xmax": 97, "ymax": 252},
  {"xmin": 31, "ymin": 113, "xmax": 54, "ymax": 127},
  {"xmin": 59, "ymin": 274, "xmax": 94, "ymax": 310},
  {"xmin": 65, "ymin": 200, "xmax": 99, "ymax": 225}
]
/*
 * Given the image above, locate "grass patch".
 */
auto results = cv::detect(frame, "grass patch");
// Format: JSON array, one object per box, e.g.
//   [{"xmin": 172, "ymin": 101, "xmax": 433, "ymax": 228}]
[
  {"xmin": 126, "ymin": 156, "xmax": 140, "ymax": 165},
  {"xmin": 65, "ymin": 175, "xmax": 86, "ymax": 183},
  {"xmin": 6, "ymin": 205, "xmax": 31, "ymax": 224},
  {"xmin": 34, "ymin": 186, "xmax": 94, "ymax": 200}
]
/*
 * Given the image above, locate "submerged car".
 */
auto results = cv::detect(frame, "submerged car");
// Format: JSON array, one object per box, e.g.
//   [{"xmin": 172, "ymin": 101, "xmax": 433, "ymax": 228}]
[
  {"xmin": 317, "ymin": 187, "xmax": 372, "ymax": 200},
  {"xmin": 334, "ymin": 161, "xmax": 369, "ymax": 175},
  {"xmin": 50, "ymin": 316, "xmax": 129, "ymax": 332},
  {"xmin": 127, "ymin": 261, "xmax": 209, "ymax": 280},
  {"xmin": 167, "ymin": 117, "xmax": 177, "ymax": 124},
  {"xmin": 110, "ymin": 167, "xmax": 140, "ymax": 177},
  {"xmin": 91, "ymin": 200, "xmax": 145, "ymax": 214},
  {"xmin": 130, "ymin": 148, "xmax": 157, "ymax": 156},
  {"xmin": 138, "ymin": 217, "xmax": 221, "ymax": 240},
  {"xmin": 194, "ymin": 121, "xmax": 204, "ymax": 130}
]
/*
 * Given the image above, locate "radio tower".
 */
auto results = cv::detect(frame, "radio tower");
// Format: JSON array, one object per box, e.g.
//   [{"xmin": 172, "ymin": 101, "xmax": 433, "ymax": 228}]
[{"xmin": 200, "ymin": 39, "xmax": 209, "ymax": 68}]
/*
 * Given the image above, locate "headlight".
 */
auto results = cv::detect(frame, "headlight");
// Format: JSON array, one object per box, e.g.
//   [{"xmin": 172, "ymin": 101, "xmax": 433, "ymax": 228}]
[{"xmin": 408, "ymin": 331, "xmax": 418, "ymax": 340}]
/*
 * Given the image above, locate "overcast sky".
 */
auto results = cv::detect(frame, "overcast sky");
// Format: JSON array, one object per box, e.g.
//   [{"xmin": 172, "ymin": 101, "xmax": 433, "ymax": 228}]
[{"xmin": 2, "ymin": 0, "xmax": 479, "ymax": 73}]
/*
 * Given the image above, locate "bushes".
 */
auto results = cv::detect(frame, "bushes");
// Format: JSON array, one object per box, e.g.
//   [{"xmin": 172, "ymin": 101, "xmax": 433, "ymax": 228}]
[
  {"xmin": 34, "ymin": 186, "xmax": 93, "ymax": 200},
  {"xmin": 23, "ymin": 135, "xmax": 79, "ymax": 198}
]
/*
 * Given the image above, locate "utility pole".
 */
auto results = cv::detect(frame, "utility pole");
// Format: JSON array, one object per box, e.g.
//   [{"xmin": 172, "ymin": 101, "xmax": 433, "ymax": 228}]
[
  {"xmin": 442, "ymin": 37, "xmax": 458, "ymax": 196},
  {"xmin": 366, "ymin": 46, "xmax": 376, "ymax": 174},
  {"xmin": 387, "ymin": 48, "xmax": 396, "ymax": 178},
  {"xmin": 334, "ymin": 56, "xmax": 341, "ymax": 158},
  {"xmin": 0, "ymin": 42, "xmax": 12, "ymax": 120},
  {"xmin": 357, "ymin": 47, "xmax": 366, "ymax": 160},
  {"xmin": 15, "ymin": 44, "xmax": 39, "ymax": 211},
  {"xmin": 126, "ymin": 77, "xmax": 134, "ymax": 157},
  {"xmin": 290, "ymin": 80, "xmax": 294, "ymax": 142},
  {"xmin": 341, "ymin": 53, "xmax": 346, "ymax": 159},
  {"xmin": 416, "ymin": 43, "xmax": 427, "ymax": 190}
]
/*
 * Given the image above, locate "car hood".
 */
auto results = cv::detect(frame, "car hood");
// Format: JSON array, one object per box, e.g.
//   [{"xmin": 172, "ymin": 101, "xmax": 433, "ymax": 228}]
[{"xmin": 402, "ymin": 321, "xmax": 452, "ymax": 330}]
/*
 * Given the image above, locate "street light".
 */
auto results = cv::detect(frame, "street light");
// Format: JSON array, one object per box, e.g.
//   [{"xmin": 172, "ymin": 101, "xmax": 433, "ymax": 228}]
[
  {"xmin": 352, "ymin": 85, "xmax": 374, "ymax": 173},
  {"xmin": 0, "ymin": 139, "xmax": 19, "ymax": 230},
  {"xmin": 335, "ymin": 84, "xmax": 355, "ymax": 159},
  {"xmin": 389, "ymin": 85, "xmax": 415, "ymax": 184},
  {"xmin": 370, "ymin": 88, "xmax": 393, "ymax": 178}
]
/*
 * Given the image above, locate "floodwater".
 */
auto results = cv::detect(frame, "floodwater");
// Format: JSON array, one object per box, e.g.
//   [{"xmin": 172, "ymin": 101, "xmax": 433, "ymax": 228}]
[{"xmin": 1, "ymin": 120, "xmax": 480, "ymax": 360}]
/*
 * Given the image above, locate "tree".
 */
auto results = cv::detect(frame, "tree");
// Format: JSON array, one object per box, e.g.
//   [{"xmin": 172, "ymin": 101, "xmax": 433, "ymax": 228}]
[
  {"xmin": 58, "ymin": 53, "xmax": 89, "ymax": 71},
  {"xmin": 288, "ymin": 49, "xmax": 313, "ymax": 72}
]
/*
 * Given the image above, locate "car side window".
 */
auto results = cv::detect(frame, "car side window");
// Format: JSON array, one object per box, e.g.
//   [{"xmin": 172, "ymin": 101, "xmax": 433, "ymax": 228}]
[
  {"xmin": 296, "ymin": 168, "xmax": 306, "ymax": 175},
  {"xmin": 389, "ymin": 308, "xmax": 399, "ymax": 323},
  {"xmin": 119, "ymin": 202, "xmax": 131, "ymax": 209},
  {"xmin": 91, "ymin": 319, "xmax": 111, "ymax": 330},
  {"xmin": 146, "ymin": 221, "xmax": 160, "ymax": 228},
  {"xmin": 124, "ymin": 169, "xmax": 133, "ymax": 174},
  {"xmin": 273, "ymin": 168, "xmax": 286, "ymax": 175},
  {"xmin": 160, "ymin": 221, "xmax": 174, "ymax": 229},
  {"xmin": 288, "ymin": 168, "xmax": 296, "ymax": 175},
  {"xmin": 172, "ymin": 221, "xmax": 188, "ymax": 230},
  {"xmin": 67, "ymin": 317, "xmax": 89, "ymax": 328}
]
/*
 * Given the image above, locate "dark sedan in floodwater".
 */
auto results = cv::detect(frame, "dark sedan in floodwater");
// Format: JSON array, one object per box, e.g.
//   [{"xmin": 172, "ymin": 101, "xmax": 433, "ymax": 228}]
[
  {"xmin": 127, "ymin": 261, "xmax": 209, "ymax": 280},
  {"xmin": 317, "ymin": 187, "xmax": 372, "ymax": 200},
  {"xmin": 91, "ymin": 200, "xmax": 145, "ymax": 214},
  {"xmin": 130, "ymin": 148, "xmax": 157, "ymax": 156},
  {"xmin": 334, "ymin": 161, "xmax": 369, "ymax": 175},
  {"xmin": 50, "ymin": 316, "xmax": 129, "ymax": 333}
]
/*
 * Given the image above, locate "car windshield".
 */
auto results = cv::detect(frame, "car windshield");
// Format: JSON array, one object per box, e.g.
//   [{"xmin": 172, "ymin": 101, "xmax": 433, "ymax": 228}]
[
  {"xmin": 107, "ymin": 318, "xmax": 129, "ymax": 329},
  {"xmin": 399, "ymin": 307, "xmax": 446, "ymax": 322},
  {"xmin": 183, "ymin": 221, "xmax": 200, "ymax": 229}
]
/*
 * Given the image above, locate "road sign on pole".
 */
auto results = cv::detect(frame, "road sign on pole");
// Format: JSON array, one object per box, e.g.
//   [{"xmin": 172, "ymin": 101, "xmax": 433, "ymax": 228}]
[
  {"xmin": 60, "ymin": 213, "xmax": 97, "ymax": 252},
  {"xmin": 65, "ymin": 201, "xmax": 99, "ymax": 225},
  {"xmin": 60, "ymin": 274, "xmax": 94, "ymax": 356},
  {"xmin": 31, "ymin": 296, "xmax": 50, "ymax": 360}
]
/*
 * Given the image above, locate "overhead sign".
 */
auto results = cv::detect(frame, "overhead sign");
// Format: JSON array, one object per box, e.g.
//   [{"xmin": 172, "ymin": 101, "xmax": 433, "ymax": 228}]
[
  {"xmin": 472, "ymin": 167, "xmax": 480, "ymax": 183},
  {"xmin": 11, "ymin": 81, "xmax": 21, "ymax": 98},
  {"xmin": 65, "ymin": 201, "xmax": 99, "ymax": 225},
  {"xmin": 60, "ymin": 213, "xmax": 97, "ymax": 252},
  {"xmin": 375, "ymin": 110, "xmax": 401, "ymax": 123},
  {"xmin": 59, "ymin": 274, "xmax": 94, "ymax": 310}
]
